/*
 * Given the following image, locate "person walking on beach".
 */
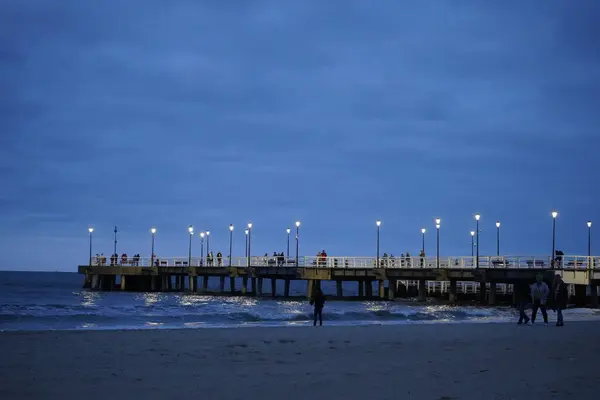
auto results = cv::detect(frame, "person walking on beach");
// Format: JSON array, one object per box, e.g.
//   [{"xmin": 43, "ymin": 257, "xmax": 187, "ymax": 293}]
[
  {"xmin": 310, "ymin": 288, "xmax": 326, "ymax": 326},
  {"xmin": 551, "ymin": 274, "xmax": 568, "ymax": 327},
  {"xmin": 530, "ymin": 273, "xmax": 549, "ymax": 325},
  {"xmin": 515, "ymin": 282, "xmax": 531, "ymax": 325}
]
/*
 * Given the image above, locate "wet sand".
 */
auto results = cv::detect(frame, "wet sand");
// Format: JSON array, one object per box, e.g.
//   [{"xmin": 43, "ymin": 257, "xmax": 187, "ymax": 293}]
[{"xmin": 1, "ymin": 322, "xmax": 600, "ymax": 399}]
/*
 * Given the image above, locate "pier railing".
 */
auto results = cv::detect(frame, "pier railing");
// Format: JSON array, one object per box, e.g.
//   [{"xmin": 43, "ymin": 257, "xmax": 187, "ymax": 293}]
[{"xmin": 88, "ymin": 255, "xmax": 598, "ymax": 269}]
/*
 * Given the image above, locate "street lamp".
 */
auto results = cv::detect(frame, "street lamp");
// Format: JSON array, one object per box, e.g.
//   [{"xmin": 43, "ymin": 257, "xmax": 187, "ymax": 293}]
[
  {"xmin": 247, "ymin": 223, "xmax": 252, "ymax": 267},
  {"xmin": 188, "ymin": 225, "xmax": 194, "ymax": 266},
  {"xmin": 88, "ymin": 227, "xmax": 94, "ymax": 266},
  {"xmin": 496, "ymin": 221, "xmax": 500, "ymax": 256},
  {"xmin": 229, "ymin": 224, "xmax": 234, "ymax": 266},
  {"xmin": 470, "ymin": 231, "xmax": 475, "ymax": 257},
  {"xmin": 295, "ymin": 221, "xmax": 301, "ymax": 266},
  {"xmin": 206, "ymin": 231, "xmax": 210, "ymax": 257},
  {"xmin": 200, "ymin": 232, "xmax": 205, "ymax": 265},
  {"xmin": 113, "ymin": 226, "xmax": 118, "ymax": 258},
  {"xmin": 421, "ymin": 228, "xmax": 426, "ymax": 254},
  {"xmin": 587, "ymin": 221, "xmax": 592, "ymax": 258},
  {"xmin": 376, "ymin": 220, "xmax": 381, "ymax": 268},
  {"xmin": 150, "ymin": 228, "xmax": 156, "ymax": 266},
  {"xmin": 474, "ymin": 214, "xmax": 480, "ymax": 269},
  {"xmin": 244, "ymin": 229, "xmax": 249, "ymax": 258},
  {"xmin": 552, "ymin": 211, "xmax": 558, "ymax": 268},
  {"xmin": 435, "ymin": 218, "xmax": 441, "ymax": 268},
  {"xmin": 286, "ymin": 228, "xmax": 291, "ymax": 259}
]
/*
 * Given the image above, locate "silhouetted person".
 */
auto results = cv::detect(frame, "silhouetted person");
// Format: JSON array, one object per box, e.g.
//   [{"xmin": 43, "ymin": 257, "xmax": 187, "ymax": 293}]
[
  {"xmin": 310, "ymin": 288, "xmax": 326, "ymax": 326},
  {"xmin": 530, "ymin": 273, "xmax": 549, "ymax": 325},
  {"xmin": 551, "ymin": 274, "xmax": 568, "ymax": 326},
  {"xmin": 515, "ymin": 282, "xmax": 531, "ymax": 325},
  {"xmin": 217, "ymin": 252, "xmax": 223, "ymax": 266}
]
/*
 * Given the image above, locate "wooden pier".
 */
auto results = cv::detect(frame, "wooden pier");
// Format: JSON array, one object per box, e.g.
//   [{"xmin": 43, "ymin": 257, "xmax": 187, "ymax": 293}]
[{"xmin": 78, "ymin": 255, "xmax": 600, "ymax": 307}]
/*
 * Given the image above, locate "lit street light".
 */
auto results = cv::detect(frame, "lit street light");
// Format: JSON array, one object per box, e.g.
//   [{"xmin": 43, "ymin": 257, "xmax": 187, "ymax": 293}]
[
  {"xmin": 587, "ymin": 221, "xmax": 592, "ymax": 258},
  {"xmin": 151, "ymin": 228, "xmax": 156, "ymax": 266},
  {"xmin": 286, "ymin": 228, "xmax": 291, "ymax": 260},
  {"xmin": 188, "ymin": 225, "xmax": 194, "ymax": 266},
  {"xmin": 376, "ymin": 220, "xmax": 381, "ymax": 268},
  {"xmin": 421, "ymin": 228, "xmax": 426, "ymax": 254},
  {"xmin": 552, "ymin": 211, "xmax": 558, "ymax": 268},
  {"xmin": 470, "ymin": 231, "xmax": 475, "ymax": 257},
  {"xmin": 435, "ymin": 218, "xmax": 441, "ymax": 268},
  {"xmin": 206, "ymin": 231, "xmax": 210, "ymax": 257},
  {"xmin": 247, "ymin": 223, "xmax": 252, "ymax": 267},
  {"xmin": 244, "ymin": 229, "xmax": 249, "ymax": 258},
  {"xmin": 88, "ymin": 227, "xmax": 94, "ymax": 266},
  {"xmin": 200, "ymin": 232, "xmax": 205, "ymax": 265},
  {"xmin": 474, "ymin": 214, "xmax": 480, "ymax": 269},
  {"xmin": 295, "ymin": 221, "xmax": 301, "ymax": 266},
  {"xmin": 496, "ymin": 221, "xmax": 501, "ymax": 256},
  {"xmin": 229, "ymin": 224, "xmax": 234, "ymax": 266}
]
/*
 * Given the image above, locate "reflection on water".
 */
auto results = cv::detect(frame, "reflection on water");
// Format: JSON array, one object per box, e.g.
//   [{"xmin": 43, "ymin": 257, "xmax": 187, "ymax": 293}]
[{"xmin": 80, "ymin": 291, "xmax": 100, "ymax": 307}]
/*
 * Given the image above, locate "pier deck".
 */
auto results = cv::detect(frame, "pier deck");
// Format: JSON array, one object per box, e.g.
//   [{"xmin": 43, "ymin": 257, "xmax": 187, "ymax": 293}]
[{"xmin": 78, "ymin": 255, "xmax": 600, "ymax": 307}]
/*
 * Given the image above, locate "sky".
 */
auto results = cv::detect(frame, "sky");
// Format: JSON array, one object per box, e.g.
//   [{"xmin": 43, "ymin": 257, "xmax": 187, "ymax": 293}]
[{"xmin": 1, "ymin": 0, "xmax": 599, "ymax": 271}]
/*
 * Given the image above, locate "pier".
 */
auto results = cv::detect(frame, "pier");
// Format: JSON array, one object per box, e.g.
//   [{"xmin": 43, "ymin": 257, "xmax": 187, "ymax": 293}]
[{"xmin": 78, "ymin": 254, "xmax": 600, "ymax": 307}]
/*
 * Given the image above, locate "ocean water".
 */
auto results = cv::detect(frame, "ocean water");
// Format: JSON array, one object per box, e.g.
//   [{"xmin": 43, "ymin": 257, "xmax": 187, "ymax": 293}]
[{"xmin": 1, "ymin": 271, "xmax": 599, "ymax": 331}]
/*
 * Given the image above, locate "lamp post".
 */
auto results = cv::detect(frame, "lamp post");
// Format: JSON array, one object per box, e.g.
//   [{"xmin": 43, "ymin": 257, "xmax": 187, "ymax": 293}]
[
  {"xmin": 286, "ymin": 228, "xmax": 291, "ymax": 259},
  {"xmin": 113, "ymin": 226, "xmax": 118, "ymax": 257},
  {"xmin": 435, "ymin": 218, "xmax": 441, "ymax": 268},
  {"xmin": 376, "ymin": 220, "xmax": 381, "ymax": 268},
  {"xmin": 200, "ymin": 232, "xmax": 205, "ymax": 265},
  {"xmin": 470, "ymin": 231, "xmax": 475, "ymax": 257},
  {"xmin": 150, "ymin": 228, "xmax": 156, "ymax": 266},
  {"xmin": 421, "ymin": 228, "xmax": 426, "ymax": 254},
  {"xmin": 474, "ymin": 214, "xmax": 480, "ymax": 269},
  {"xmin": 206, "ymin": 231, "xmax": 210, "ymax": 258},
  {"xmin": 88, "ymin": 228, "xmax": 94, "ymax": 266},
  {"xmin": 188, "ymin": 225, "xmax": 194, "ymax": 266},
  {"xmin": 496, "ymin": 221, "xmax": 500, "ymax": 256},
  {"xmin": 229, "ymin": 224, "xmax": 234, "ymax": 266},
  {"xmin": 587, "ymin": 221, "xmax": 592, "ymax": 258},
  {"xmin": 247, "ymin": 223, "xmax": 252, "ymax": 267},
  {"xmin": 295, "ymin": 221, "xmax": 301, "ymax": 266},
  {"xmin": 244, "ymin": 229, "xmax": 249, "ymax": 258},
  {"xmin": 552, "ymin": 211, "xmax": 558, "ymax": 268}
]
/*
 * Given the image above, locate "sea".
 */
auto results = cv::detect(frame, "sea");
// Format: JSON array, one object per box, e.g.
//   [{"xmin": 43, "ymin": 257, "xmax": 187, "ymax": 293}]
[{"xmin": 2, "ymin": 271, "xmax": 600, "ymax": 331}]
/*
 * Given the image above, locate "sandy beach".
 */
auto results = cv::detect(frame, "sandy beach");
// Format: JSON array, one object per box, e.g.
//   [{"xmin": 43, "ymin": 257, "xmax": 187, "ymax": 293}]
[{"xmin": 1, "ymin": 322, "xmax": 599, "ymax": 399}]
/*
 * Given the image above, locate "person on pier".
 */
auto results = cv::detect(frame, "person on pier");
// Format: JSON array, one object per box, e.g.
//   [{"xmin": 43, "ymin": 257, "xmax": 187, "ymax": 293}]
[
  {"xmin": 530, "ymin": 273, "xmax": 549, "ymax": 325},
  {"xmin": 310, "ymin": 288, "xmax": 326, "ymax": 326},
  {"xmin": 216, "ymin": 252, "xmax": 223, "ymax": 266},
  {"xmin": 550, "ymin": 274, "xmax": 568, "ymax": 327}
]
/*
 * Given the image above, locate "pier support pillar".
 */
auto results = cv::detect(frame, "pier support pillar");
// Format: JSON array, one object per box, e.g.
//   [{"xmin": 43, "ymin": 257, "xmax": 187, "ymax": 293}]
[
  {"xmin": 151, "ymin": 276, "xmax": 158, "ymax": 291},
  {"xmin": 258, "ymin": 278, "xmax": 263, "ymax": 296},
  {"xmin": 479, "ymin": 281, "xmax": 487, "ymax": 304},
  {"xmin": 242, "ymin": 276, "xmax": 248, "ymax": 294},
  {"xmin": 448, "ymin": 280, "xmax": 457, "ymax": 304},
  {"xmin": 358, "ymin": 281, "xmax": 364, "ymax": 297},
  {"xmin": 590, "ymin": 285, "xmax": 598, "ymax": 308},
  {"xmin": 202, "ymin": 276, "xmax": 209, "ymax": 292},
  {"xmin": 336, "ymin": 281, "xmax": 343, "ymax": 297},
  {"xmin": 388, "ymin": 280, "xmax": 396, "ymax": 300},
  {"xmin": 488, "ymin": 282, "xmax": 497, "ymax": 306},
  {"xmin": 189, "ymin": 276, "xmax": 197, "ymax": 293},
  {"xmin": 418, "ymin": 279, "xmax": 426, "ymax": 301},
  {"xmin": 219, "ymin": 277, "xmax": 225, "ymax": 292},
  {"xmin": 574, "ymin": 285, "xmax": 587, "ymax": 306},
  {"xmin": 230, "ymin": 277, "xmax": 236, "ymax": 294},
  {"xmin": 271, "ymin": 279, "xmax": 277, "ymax": 298},
  {"xmin": 284, "ymin": 279, "xmax": 290, "ymax": 297},
  {"xmin": 307, "ymin": 279, "xmax": 314, "ymax": 299},
  {"xmin": 120, "ymin": 275, "xmax": 126, "ymax": 291},
  {"xmin": 365, "ymin": 281, "xmax": 373, "ymax": 297},
  {"xmin": 91, "ymin": 274, "xmax": 99, "ymax": 289},
  {"xmin": 378, "ymin": 280, "xmax": 385, "ymax": 299},
  {"xmin": 83, "ymin": 274, "xmax": 91, "ymax": 289}
]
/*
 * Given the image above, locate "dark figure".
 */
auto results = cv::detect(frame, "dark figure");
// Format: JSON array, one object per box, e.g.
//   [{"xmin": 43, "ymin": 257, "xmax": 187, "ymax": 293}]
[
  {"xmin": 551, "ymin": 274, "xmax": 568, "ymax": 326},
  {"xmin": 217, "ymin": 252, "xmax": 223, "ymax": 266},
  {"xmin": 310, "ymin": 288, "xmax": 326, "ymax": 326},
  {"xmin": 530, "ymin": 273, "xmax": 549, "ymax": 324},
  {"xmin": 121, "ymin": 253, "xmax": 128, "ymax": 265},
  {"xmin": 514, "ymin": 282, "xmax": 531, "ymax": 325},
  {"xmin": 419, "ymin": 250, "xmax": 425, "ymax": 267},
  {"xmin": 279, "ymin": 252, "xmax": 285, "ymax": 266},
  {"xmin": 405, "ymin": 251, "xmax": 411, "ymax": 267},
  {"xmin": 110, "ymin": 253, "xmax": 118, "ymax": 266}
]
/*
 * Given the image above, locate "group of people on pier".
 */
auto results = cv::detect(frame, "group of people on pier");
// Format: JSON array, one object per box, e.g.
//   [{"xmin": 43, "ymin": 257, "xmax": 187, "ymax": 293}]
[{"xmin": 94, "ymin": 253, "xmax": 142, "ymax": 266}]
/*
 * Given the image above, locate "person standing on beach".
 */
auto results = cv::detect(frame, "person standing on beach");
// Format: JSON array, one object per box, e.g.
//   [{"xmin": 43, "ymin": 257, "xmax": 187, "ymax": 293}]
[
  {"xmin": 551, "ymin": 274, "xmax": 568, "ymax": 327},
  {"xmin": 530, "ymin": 274, "xmax": 549, "ymax": 325},
  {"xmin": 515, "ymin": 282, "xmax": 531, "ymax": 325},
  {"xmin": 310, "ymin": 288, "xmax": 326, "ymax": 326}
]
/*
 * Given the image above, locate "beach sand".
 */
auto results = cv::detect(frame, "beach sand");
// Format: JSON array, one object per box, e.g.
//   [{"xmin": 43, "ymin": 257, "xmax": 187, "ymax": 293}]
[{"xmin": 1, "ymin": 322, "xmax": 599, "ymax": 399}]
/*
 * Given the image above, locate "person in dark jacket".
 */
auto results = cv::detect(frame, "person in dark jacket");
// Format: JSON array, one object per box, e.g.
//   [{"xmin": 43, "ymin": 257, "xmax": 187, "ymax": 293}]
[
  {"xmin": 551, "ymin": 274, "xmax": 568, "ymax": 327},
  {"xmin": 310, "ymin": 288, "xmax": 326, "ymax": 326},
  {"xmin": 514, "ymin": 282, "xmax": 531, "ymax": 325}
]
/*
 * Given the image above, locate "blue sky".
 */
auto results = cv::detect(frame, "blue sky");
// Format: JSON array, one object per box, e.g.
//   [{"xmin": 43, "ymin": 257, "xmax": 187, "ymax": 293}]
[{"xmin": 1, "ymin": 0, "xmax": 599, "ymax": 271}]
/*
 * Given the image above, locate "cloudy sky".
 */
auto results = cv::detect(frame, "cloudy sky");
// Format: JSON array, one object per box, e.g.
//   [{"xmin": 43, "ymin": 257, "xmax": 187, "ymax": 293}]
[{"xmin": 1, "ymin": 0, "xmax": 599, "ymax": 271}]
